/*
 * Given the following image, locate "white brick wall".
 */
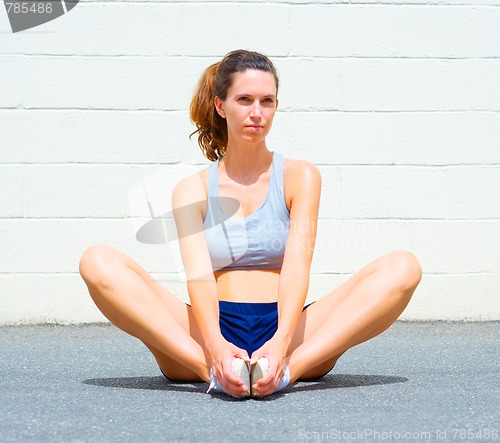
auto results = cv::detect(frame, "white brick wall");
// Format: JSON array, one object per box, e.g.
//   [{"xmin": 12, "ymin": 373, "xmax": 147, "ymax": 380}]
[{"xmin": 1, "ymin": 0, "xmax": 499, "ymax": 323}]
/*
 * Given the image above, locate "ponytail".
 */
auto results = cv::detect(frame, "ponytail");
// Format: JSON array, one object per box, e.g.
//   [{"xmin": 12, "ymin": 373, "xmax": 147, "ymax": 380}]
[
  {"xmin": 189, "ymin": 62, "xmax": 227, "ymax": 161},
  {"xmin": 189, "ymin": 50, "xmax": 279, "ymax": 161}
]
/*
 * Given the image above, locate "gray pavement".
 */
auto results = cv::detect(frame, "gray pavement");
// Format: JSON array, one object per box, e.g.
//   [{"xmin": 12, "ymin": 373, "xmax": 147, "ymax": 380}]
[{"xmin": 0, "ymin": 322, "xmax": 498, "ymax": 442}]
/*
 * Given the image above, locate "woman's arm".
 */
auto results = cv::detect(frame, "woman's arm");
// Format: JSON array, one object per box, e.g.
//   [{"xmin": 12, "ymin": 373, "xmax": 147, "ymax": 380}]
[
  {"xmin": 251, "ymin": 159, "xmax": 321, "ymax": 394},
  {"xmin": 172, "ymin": 175, "xmax": 220, "ymax": 344},
  {"xmin": 172, "ymin": 173, "xmax": 250, "ymax": 396},
  {"xmin": 276, "ymin": 160, "xmax": 321, "ymax": 347}
]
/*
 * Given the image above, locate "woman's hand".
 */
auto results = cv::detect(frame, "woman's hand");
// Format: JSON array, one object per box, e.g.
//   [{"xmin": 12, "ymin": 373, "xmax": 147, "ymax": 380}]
[
  {"xmin": 208, "ymin": 338, "xmax": 250, "ymax": 397},
  {"xmin": 250, "ymin": 336, "xmax": 289, "ymax": 397}
]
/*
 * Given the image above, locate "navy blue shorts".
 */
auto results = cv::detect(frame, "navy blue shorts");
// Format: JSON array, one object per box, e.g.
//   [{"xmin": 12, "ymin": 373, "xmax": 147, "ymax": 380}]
[
  {"xmin": 219, "ymin": 300, "xmax": 315, "ymax": 356},
  {"xmin": 160, "ymin": 300, "xmax": 334, "ymax": 381}
]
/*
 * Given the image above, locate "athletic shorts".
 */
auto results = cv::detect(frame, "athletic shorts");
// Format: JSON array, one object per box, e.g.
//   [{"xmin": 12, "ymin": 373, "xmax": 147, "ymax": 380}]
[
  {"xmin": 219, "ymin": 300, "xmax": 315, "ymax": 356},
  {"xmin": 159, "ymin": 300, "xmax": 338, "ymax": 381}
]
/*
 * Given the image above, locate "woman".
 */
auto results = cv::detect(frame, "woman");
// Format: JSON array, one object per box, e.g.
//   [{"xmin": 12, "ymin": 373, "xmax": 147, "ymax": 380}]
[{"xmin": 79, "ymin": 49, "xmax": 422, "ymax": 398}]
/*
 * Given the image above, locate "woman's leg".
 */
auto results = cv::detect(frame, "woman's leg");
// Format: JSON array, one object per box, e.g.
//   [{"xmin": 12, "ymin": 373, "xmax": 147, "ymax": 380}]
[
  {"xmin": 287, "ymin": 250, "xmax": 422, "ymax": 382},
  {"xmin": 79, "ymin": 244, "xmax": 210, "ymax": 382}
]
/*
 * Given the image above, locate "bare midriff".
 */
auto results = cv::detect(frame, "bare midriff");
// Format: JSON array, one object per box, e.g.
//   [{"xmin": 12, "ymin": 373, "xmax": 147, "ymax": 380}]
[{"xmin": 214, "ymin": 269, "xmax": 281, "ymax": 303}]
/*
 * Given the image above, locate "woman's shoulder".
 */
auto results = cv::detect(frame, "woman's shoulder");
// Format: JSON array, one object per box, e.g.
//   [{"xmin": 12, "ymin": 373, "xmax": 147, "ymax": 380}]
[
  {"xmin": 283, "ymin": 157, "xmax": 321, "ymax": 184},
  {"xmin": 282, "ymin": 157, "xmax": 321, "ymax": 207},
  {"xmin": 172, "ymin": 165, "xmax": 210, "ymax": 207}
]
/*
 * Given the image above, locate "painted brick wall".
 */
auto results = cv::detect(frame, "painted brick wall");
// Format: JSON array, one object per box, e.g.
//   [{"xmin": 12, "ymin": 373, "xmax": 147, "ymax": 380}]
[{"xmin": 0, "ymin": 0, "xmax": 499, "ymax": 323}]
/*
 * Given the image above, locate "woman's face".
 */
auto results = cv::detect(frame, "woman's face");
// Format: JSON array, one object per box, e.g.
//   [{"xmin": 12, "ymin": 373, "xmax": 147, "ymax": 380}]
[{"xmin": 215, "ymin": 69, "xmax": 278, "ymax": 147}]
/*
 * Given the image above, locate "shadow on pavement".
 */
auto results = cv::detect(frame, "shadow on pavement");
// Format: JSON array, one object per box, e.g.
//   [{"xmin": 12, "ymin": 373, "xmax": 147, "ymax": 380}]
[
  {"xmin": 292, "ymin": 373, "xmax": 408, "ymax": 392},
  {"xmin": 83, "ymin": 376, "xmax": 205, "ymax": 393},
  {"xmin": 83, "ymin": 373, "xmax": 408, "ymax": 395}
]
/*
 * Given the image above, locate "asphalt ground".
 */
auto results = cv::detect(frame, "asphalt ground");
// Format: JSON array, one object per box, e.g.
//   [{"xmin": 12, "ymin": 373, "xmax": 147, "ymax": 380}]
[{"xmin": 1, "ymin": 322, "xmax": 498, "ymax": 443}]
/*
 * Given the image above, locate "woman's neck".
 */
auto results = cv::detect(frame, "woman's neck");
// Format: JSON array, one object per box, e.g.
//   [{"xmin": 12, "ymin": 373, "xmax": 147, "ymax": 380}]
[{"xmin": 221, "ymin": 144, "xmax": 273, "ymax": 185}]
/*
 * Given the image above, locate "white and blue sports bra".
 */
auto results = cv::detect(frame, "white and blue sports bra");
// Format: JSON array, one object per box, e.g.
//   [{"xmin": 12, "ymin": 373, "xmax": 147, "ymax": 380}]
[{"xmin": 203, "ymin": 151, "xmax": 290, "ymax": 271}]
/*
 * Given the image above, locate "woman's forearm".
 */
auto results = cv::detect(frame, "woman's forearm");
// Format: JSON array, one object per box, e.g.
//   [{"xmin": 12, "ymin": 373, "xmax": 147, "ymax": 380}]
[
  {"xmin": 187, "ymin": 279, "xmax": 224, "ymax": 349},
  {"xmin": 275, "ymin": 271, "xmax": 309, "ymax": 349}
]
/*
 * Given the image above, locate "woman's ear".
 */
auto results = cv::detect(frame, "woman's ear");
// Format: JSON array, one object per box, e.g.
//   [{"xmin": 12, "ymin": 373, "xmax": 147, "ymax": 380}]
[{"xmin": 214, "ymin": 97, "xmax": 226, "ymax": 118}]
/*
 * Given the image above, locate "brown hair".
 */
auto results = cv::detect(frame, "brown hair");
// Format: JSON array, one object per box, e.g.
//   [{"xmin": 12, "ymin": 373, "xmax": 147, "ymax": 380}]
[{"xmin": 189, "ymin": 50, "xmax": 279, "ymax": 161}]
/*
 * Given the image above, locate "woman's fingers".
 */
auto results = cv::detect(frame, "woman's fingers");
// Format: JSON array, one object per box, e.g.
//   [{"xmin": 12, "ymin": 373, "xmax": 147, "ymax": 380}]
[
  {"xmin": 252, "ymin": 358, "xmax": 284, "ymax": 396},
  {"xmin": 214, "ymin": 347, "xmax": 251, "ymax": 397},
  {"xmin": 233, "ymin": 348, "xmax": 251, "ymax": 363}
]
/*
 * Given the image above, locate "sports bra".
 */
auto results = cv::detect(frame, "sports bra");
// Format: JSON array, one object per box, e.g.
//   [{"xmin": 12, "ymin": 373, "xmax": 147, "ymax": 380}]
[{"xmin": 203, "ymin": 151, "xmax": 290, "ymax": 271}]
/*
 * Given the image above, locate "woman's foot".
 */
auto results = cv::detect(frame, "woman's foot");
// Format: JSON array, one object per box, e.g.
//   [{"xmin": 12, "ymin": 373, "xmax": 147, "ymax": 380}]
[
  {"xmin": 250, "ymin": 358, "xmax": 290, "ymax": 397},
  {"xmin": 206, "ymin": 358, "xmax": 251, "ymax": 398}
]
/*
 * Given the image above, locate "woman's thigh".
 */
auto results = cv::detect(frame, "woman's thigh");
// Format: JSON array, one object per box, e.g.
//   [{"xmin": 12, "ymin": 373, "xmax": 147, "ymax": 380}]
[
  {"xmin": 285, "ymin": 273, "xmax": 364, "ymax": 379},
  {"xmin": 83, "ymin": 244, "xmax": 191, "ymax": 318},
  {"xmin": 287, "ymin": 250, "xmax": 413, "ymax": 377},
  {"xmin": 81, "ymin": 244, "xmax": 208, "ymax": 379},
  {"xmin": 289, "ymin": 256, "xmax": 378, "ymax": 350}
]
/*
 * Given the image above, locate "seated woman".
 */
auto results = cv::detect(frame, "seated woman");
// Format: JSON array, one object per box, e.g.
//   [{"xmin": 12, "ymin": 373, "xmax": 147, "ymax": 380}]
[{"xmin": 79, "ymin": 49, "xmax": 422, "ymax": 398}]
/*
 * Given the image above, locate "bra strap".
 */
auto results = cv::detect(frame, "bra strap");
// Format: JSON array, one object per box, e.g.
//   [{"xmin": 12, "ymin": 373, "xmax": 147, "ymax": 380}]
[
  {"xmin": 271, "ymin": 151, "xmax": 285, "ymax": 200},
  {"xmin": 207, "ymin": 158, "xmax": 220, "ymax": 198},
  {"xmin": 205, "ymin": 159, "xmax": 220, "ymax": 227}
]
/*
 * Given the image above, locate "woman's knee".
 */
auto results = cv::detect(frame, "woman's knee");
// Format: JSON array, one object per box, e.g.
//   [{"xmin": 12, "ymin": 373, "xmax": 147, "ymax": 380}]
[
  {"xmin": 383, "ymin": 250, "xmax": 422, "ymax": 292},
  {"xmin": 79, "ymin": 244, "xmax": 122, "ymax": 286}
]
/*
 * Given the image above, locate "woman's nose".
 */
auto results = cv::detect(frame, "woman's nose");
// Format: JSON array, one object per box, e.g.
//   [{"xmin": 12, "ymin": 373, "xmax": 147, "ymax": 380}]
[{"xmin": 249, "ymin": 102, "xmax": 262, "ymax": 118}]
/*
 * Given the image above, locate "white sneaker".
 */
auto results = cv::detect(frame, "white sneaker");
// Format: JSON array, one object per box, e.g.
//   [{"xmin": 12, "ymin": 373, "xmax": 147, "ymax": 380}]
[
  {"xmin": 250, "ymin": 358, "xmax": 290, "ymax": 397},
  {"xmin": 206, "ymin": 358, "xmax": 250, "ymax": 398},
  {"xmin": 206, "ymin": 368, "xmax": 224, "ymax": 394},
  {"xmin": 231, "ymin": 358, "xmax": 251, "ymax": 397},
  {"xmin": 276, "ymin": 365, "xmax": 290, "ymax": 393},
  {"xmin": 250, "ymin": 358, "xmax": 269, "ymax": 397}
]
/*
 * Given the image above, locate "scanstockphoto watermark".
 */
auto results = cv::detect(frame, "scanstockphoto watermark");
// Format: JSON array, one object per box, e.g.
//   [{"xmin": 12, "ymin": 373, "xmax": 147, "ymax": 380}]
[
  {"xmin": 128, "ymin": 166, "xmax": 383, "ymax": 282},
  {"xmin": 297, "ymin": 427, "xmax": 498, "ymax": 441},
  {"xmin": 3, "ymin": 0, "xmax": 78, "ymax": 33},
  {"xmin": 298, "ymin": 429, "xmax": 432, "ymax": 441}
]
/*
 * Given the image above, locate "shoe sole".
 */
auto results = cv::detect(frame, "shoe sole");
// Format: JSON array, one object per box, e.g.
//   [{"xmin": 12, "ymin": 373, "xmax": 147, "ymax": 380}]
[
  {"xmin": 231, "ymin": 359, "xmax": 251, "ymax": 397},
  {"xmin": 250, "ymin": 358, "xmax": 269, "ymax": 397}
]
